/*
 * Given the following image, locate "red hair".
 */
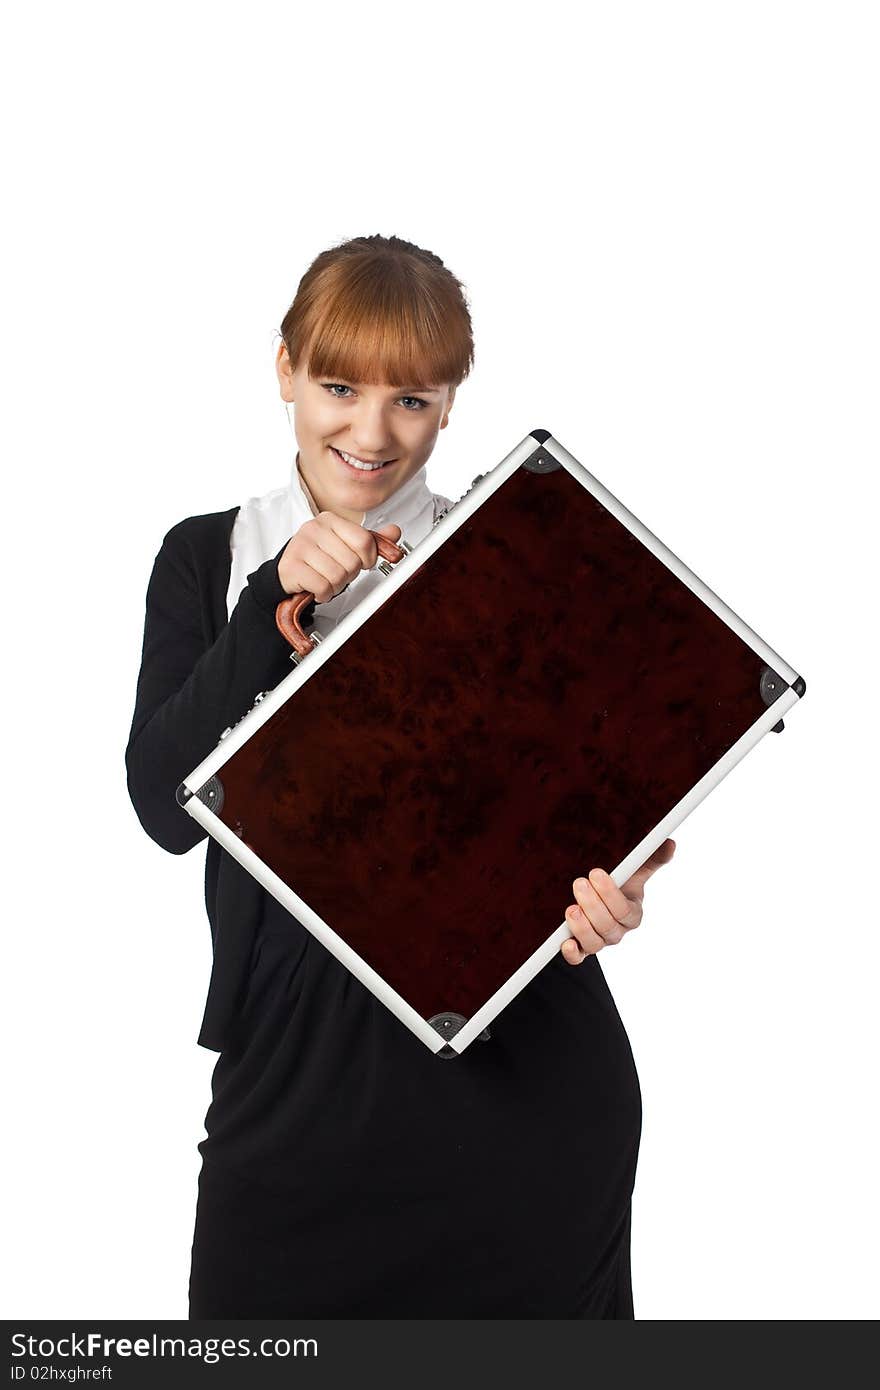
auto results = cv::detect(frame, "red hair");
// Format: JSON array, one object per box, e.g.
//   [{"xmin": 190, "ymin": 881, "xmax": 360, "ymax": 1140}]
[{"xmin": 278, "ymin": 234, "xmax": 474, "ymax": 391}]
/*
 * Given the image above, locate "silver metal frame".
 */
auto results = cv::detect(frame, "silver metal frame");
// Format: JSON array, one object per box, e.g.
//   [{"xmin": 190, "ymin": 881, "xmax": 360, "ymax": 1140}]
[{"xmin": 178, "ymin": 430, "xmax": 804, "ymax": 1055}]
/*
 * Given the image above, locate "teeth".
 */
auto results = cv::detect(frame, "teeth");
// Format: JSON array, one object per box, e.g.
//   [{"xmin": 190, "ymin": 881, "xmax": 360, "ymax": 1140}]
[{"xmin": 336, "ymin": 448, "xmax": 388, "ymax": 471}]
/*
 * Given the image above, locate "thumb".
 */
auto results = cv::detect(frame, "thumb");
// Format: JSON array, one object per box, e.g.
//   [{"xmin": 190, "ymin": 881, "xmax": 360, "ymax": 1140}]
[
  {"xmin": 625, "ymin": 839, "xmax": 676, "ymax": 893},
  {"xmin": 642, "ymin": 838, "xmax": 677, "ymax": 879},
  {"xmin": 375, "ymin": 522, "xmax": 402, "ymax": 540}
]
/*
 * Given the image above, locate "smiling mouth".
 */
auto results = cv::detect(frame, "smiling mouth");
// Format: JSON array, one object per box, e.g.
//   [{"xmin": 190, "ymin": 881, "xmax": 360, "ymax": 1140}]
[{"xmin": 330, "ymin": 446, "xmax": 396, "ymax": 472}]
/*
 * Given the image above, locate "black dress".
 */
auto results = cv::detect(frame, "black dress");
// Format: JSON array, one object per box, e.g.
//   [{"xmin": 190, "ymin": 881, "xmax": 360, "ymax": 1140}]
[{"xmin": 126, "ymin": 507, "xmax": 642, "ymax": 1319}]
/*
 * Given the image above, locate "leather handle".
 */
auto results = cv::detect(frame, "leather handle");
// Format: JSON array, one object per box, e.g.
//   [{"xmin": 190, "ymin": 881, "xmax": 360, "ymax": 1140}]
[{"xmin": 275, "ymin": 530, "xmax": 406, "ymax": 657}]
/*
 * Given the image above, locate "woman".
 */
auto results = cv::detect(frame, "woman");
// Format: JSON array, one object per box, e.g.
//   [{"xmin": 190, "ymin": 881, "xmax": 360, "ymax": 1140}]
[{"xmin": 125, "ymin": 233, "xmax": 676, "ymax": 1318}]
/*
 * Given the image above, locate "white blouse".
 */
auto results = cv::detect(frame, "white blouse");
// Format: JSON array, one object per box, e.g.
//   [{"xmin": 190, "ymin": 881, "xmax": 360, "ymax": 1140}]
[{"xmin": 225, "ymin": 452, "xmax": 452, "ymax": 635}]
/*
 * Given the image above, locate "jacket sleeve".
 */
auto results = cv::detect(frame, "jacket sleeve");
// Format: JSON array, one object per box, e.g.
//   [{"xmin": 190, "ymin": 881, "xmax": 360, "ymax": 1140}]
[{"xmin": 125, "ymin": 520, "xmax": 299, "ymax": 855}]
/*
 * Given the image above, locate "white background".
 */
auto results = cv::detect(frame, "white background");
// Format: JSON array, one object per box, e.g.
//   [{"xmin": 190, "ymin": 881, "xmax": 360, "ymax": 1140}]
[{"xmin": 3, "ymin": 0, "xmax": 877, "ymax": 1321}]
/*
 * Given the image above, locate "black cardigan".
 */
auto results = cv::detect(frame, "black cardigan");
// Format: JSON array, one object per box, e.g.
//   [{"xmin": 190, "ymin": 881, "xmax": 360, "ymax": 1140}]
[{"xmin": 125, "ymin": 506, "xmax": 299, "ymax": 1052}]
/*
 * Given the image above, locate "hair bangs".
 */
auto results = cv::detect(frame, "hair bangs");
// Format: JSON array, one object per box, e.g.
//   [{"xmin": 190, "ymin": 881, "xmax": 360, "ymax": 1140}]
[
  {"xmin": 305, "ymin": 292, "xmax": 457, "ymax": 390},
  {"xmin": 280, "ymin": 234, "xmax": 474, "ymax": 391}
]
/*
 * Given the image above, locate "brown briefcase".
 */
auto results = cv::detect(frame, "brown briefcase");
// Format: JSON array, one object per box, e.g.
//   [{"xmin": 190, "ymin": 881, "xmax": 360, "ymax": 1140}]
[{"xmin": 176, "ymin": 428, "xmax": 806, "ymax": 1056}]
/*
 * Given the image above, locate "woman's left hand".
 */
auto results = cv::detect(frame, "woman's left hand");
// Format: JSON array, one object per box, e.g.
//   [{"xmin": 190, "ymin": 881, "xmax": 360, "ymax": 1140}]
[{"xmin": 561, "ymin": 838, "xmax": 677, "ymax": 964}]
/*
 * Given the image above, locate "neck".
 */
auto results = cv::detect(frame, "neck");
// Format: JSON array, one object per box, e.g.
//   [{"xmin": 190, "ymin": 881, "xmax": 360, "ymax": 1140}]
[{"xmin": 296, "ymin": 452, "xmax": 363, "ymax": 524}]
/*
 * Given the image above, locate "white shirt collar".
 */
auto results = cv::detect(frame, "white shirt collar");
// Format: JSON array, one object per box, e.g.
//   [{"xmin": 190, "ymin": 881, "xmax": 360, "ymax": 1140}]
[{"xmin": 226, "ymin": 451, "xmax": 448, "ymax": 628}]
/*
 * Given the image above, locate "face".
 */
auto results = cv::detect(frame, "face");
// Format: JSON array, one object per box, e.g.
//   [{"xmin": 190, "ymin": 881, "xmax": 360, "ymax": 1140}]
[{"xmin": 276, "ymin": 343, "xmax": 456, "ymax": 523}]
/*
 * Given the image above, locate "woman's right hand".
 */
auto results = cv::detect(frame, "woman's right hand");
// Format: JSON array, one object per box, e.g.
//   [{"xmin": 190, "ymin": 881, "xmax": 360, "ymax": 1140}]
[{"xmin": 277, "ymin": 512, "xmax": 403, "ymax": 603}]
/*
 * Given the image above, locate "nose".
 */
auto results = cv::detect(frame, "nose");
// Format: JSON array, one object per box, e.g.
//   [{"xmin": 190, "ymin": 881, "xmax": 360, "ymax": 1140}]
[{"xmin": 349, "ymin": 401, "xmax": 396, "ymax": 456}]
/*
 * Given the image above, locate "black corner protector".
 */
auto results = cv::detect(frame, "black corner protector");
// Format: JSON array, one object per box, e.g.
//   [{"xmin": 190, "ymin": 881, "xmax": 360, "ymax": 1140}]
[
  {"xmin": 428, "ymin": 1010, "xmax": 466, "ymax": 1035},
  {"xmin": 523, "ymin": 444, "xmax": 561, "ymax": 474},
  {"xmin": 771, "ymin": 718, "xmax": 785, "ymax": 733},
  {"xmin": 530, "ymin": 428, "xmax": 551, "ymax": 444},
  {"xmin": 175, "ymin": 782, "xmax": 193, "ymax": 808},
  {"xmin": 792, "ymin": 675, "xmax": 806, "ymax": 698},
  {"xmin": 195, "ymin": 774, "xmax": 225, "ymax": 815},
  {"xmin": 759, "ymin": 665, "xmax": 785, "ymax": 707},
  {"xmin": 478, "ymin": 1025, "xmax": 492, "ymax": 1042},
  {"xmin": 428, "ymin": 1010, "xmax": 476, "ymax": 1059}
]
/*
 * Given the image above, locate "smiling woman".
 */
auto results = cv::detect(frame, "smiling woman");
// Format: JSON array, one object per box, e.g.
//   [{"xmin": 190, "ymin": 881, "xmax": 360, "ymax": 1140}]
[
  {"xmin": 274, "ymin": 235, "xmax": 471, "ymax": 524},
  {"xmin": 126, "ymin": 232, "xmax": 645, "ymax": 1319}
]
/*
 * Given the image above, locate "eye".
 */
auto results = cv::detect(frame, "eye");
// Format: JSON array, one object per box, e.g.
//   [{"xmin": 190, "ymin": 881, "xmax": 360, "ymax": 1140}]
[{"xmin": 322, "ymin": 383, "xmax": 429, "ymax": 411}]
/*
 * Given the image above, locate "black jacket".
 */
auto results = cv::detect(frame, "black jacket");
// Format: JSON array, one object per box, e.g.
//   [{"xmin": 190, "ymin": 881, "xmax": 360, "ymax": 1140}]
[{"xmin": 125, "ymin": 506, "xmax": 297, "ymax": 1051}]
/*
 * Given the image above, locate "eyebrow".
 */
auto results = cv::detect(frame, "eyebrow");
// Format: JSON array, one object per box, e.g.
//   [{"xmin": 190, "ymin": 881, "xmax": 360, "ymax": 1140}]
[{"xmin": 384, "ymin": 385, "xmax": 443, "ymax": 395}]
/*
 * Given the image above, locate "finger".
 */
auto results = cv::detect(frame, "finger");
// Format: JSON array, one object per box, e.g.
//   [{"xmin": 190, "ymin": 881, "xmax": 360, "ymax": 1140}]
[
  {"xmin": 571, "ymin": 877, "xmax": 627, "ymax": 942},
  {"xmin": 320, "ymin": 512, "xmax": 391, "ymax": 568},
  {"xmin": 309, "ymin": 522, "xmax": 369, "ymax": 579},
  {"xmin": 561, "ymin": 935, "xmax": 588, "ymax": 965},
  {"xmin": 284, "ymin": 557, "xmax": 344, "ymax": 604},
  {"xmin": 298, "ymin": 540, "xmax": 354, "ymax": 602},
  {"xmin": 582, "ymin": 869, "xmax": 642, "ymax": 931},
  {"xmin": 563, "ymin": 902, "xmax": 607, "ymax": 955},
  {"xmin": 569, "ymin": 901, "xmax": 625, "ymax": 947}
]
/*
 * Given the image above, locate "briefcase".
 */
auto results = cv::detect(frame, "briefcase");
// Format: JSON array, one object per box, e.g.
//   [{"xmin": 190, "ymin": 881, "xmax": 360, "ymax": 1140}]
[{"xmin": 176, "ymin": 428, "xmax": 806, "ymax": 1057}]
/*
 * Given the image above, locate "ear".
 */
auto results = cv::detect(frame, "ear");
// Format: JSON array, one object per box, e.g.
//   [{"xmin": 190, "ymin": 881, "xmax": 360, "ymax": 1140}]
[
  {"xmin": 441, "ymin": 383, "xmax": 456, "ymax": 427},
  {"xmin": 275, "ymin": 342, "xmax": 295, "ymax": 402}
]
